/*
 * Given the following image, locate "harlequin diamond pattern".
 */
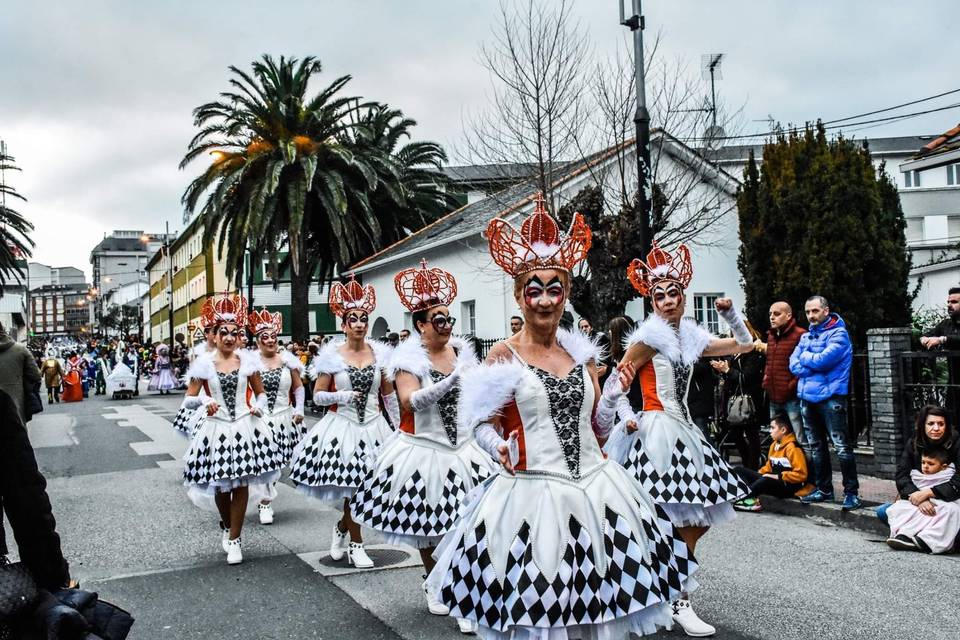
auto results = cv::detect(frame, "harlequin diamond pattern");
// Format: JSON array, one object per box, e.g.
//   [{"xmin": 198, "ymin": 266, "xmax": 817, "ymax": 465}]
[
  {"xmin": 183, "ymin": 421, "xmax": 283, "ymax": 485},
  {"xmin": 172, "ymin": 406, "xmax": 196, "ymax": 436},
  {"xmin": 351, "ymin": 467, "xmax": 467, "ymax": 537},
  {"xmin": 440, "ymin": 506, "xmax": 694, "ymax": 631},
  {"xmin": 626, "ymin": 437, "xmax": 749, "ymax": 505},
  {"xmin": 289, "ymin": 436, "xmax": 374, "ymax": 489}
]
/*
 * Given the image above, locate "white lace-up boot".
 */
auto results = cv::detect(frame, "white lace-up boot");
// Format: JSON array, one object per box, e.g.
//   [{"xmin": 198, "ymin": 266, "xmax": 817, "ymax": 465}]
[
  {"xmin": 347, "ymin": 542, "xmax": 374, "ymax": 568},
  {"xmin": 258, "ymin": 502, "xmax": 274, "ymax": 525},
  {"xmin": 220, "ymin": 522, "xmax": 230, "ymax": 553},
  {"xmin": 226, "ymin": 537, "xmax": 243, "ymax": 565},
  {"xmin": 329, "ymin": 523, "xmax": 349, "ymax": 561},
  {"xmin": 672, "ymin": 598, "xmax": 716, "ymax": 637},
  {"xmin": 422, "ymin": 577, "xmax": 450, "ymax": 615},
  {"xmin": 456, "ymin": 618, "xmax": 478, "ymax": 635}
]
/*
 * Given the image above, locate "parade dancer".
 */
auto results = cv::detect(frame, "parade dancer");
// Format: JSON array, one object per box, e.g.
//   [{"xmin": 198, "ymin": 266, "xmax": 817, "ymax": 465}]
[
  {"xmin": 350, "ymin": 260, "xmax": 497, "ymax": 631},
  {"xmin": 148, "ymin": 344, "xmax": 178, "ymax": 395},
  {"xmin": 180, "ymin": 292, "xmax": 283, "ymax": 565},
  {"xmin": 61, "ymin": 351, "xmax": 84, "ymax": 403},
  {"xmin": 427, "ymin": 194, "xmax": 697, "ymax": 639},
  {"xmin": 603, "ymin": 243, "xmax": 753, "ymax": 637},
  {"xmin": 289, "ymin": 277, "xmax": 397, "ymax": 569},
  {"xmin": 250, "ymin": 307, "xmax": 306, "ymax": 525}
]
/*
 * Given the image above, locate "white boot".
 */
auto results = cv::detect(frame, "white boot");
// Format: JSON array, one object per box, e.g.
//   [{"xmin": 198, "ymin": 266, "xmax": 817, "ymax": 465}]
[
  {"xmin": 258, "ymin": 502, "xmax": 274, "ymax": 525},
  {"xmin": 329, "ymin": 523, "xmax": 349, "ymax": 561},
  {"xmin": 226, "ymin": 537, "xmax": 243, "ymax": 565},
  {"xmin": 672, "ymin": 598, "xmax": 716, "ymax": 637},
  {"xmin": 347, "ymin": 542, "xmax": 374, "ymax": 569},
  {"xmin": 422, "ymin": 577, "xmax": 450, "ymax": 616},
  {"xmin": 220, "ymin": 523, "xmax": 230, "ymax": 553},
  {"xmin": 456, "ymin": 618, "xmax": 478, "ymax": 635}
]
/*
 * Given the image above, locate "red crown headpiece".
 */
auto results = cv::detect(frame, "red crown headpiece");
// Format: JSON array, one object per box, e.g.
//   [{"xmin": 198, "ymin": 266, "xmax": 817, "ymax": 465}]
[
  {"xmin": 485, "ymin": 192, "xmax": 592, "ymax": 278},
  {"xmin": 394, "ymin": 259, "xmax": 458, "ymax": 312},
  {"xmin": 200, "ymin": 292, "xmax": 249, "ymax": 328},
  {"xmin": 248, "ymin": 308, "xmax": 283, "ymax": 335},
  {"xmin": 329, "ymin": 275, "xmax": 377, "ymax": 318},
  {"xmin": 626, "ymin": 242, "xmax": 694, "ymax": 297}
]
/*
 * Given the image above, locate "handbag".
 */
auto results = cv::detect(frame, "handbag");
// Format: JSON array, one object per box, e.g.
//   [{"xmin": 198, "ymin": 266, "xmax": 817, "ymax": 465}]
[
  {"xmin": 0, "ymin": 561, "xmax": 40, "ymax": 620},
  {"xmin": 725, "ymin": 369, "xmax": 756, "ymax": 426}
]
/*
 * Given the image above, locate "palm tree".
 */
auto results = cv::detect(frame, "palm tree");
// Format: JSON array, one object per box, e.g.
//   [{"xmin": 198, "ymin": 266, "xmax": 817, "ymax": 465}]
[
  {"xmin": 0, "ymin": 148, "xmax": 34, "ymax": 293},
  {"xmin": 181, "ymin": 55, "xmax": 402, "ymax": 340}
]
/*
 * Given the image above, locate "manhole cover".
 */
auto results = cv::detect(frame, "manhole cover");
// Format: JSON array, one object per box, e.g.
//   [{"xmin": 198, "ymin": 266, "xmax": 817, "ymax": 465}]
[{"xmin": 317, "ymin": 548, "xmax": 411, "ymax": 568}]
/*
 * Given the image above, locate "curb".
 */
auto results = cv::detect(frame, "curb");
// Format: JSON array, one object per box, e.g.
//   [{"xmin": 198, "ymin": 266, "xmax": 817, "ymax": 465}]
[{"xmin": 758, "ymin": 496, "xmax": 888, "ymax": 536}]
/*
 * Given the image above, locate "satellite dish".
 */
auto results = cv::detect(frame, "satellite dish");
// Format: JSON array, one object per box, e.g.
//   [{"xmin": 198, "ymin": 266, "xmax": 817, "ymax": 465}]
[{"xmin": 704, "ymin": 125, "xmax": 727, "ymax": 150}]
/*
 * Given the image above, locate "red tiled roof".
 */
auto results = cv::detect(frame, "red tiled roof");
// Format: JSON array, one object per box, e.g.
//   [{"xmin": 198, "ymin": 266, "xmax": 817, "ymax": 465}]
[{"xmin": 921, "ymin": 123, "xmax": 960, "ymax": 152}]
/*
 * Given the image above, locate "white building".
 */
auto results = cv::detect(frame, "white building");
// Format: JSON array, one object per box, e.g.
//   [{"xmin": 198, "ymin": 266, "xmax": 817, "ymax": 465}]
[{"xmin": 352, "ymin": 133, "xmax": 741, "ymax": 339}]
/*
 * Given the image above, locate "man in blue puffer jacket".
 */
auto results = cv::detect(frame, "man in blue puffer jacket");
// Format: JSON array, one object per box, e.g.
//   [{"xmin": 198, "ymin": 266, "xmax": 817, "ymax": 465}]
[{"xmin": 789, "ymin": 295, "xmax": 862, "ymax": 510}]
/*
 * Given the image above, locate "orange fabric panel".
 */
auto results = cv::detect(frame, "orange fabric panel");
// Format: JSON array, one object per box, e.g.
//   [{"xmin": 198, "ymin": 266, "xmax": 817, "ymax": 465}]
[
  {"xmin": 638, "ymin": 362, "xmax": 663, "ymax": 412},
  {"xmin": 400, "ymin": 409, "xmax": 416, "ymax": 434},
  {"xmin": 499, "ymin": 400, "xmax": 527, "ymax": 472}
]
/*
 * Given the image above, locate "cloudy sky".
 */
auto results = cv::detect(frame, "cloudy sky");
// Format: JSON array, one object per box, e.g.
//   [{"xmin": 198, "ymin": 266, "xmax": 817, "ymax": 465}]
[{"xmin": 1, "ymin": 0, "xmax": 957, "ymax": 275}]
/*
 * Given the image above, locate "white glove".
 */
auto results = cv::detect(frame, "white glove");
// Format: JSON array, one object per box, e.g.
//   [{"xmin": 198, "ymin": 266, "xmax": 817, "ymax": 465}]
[
  {"xmin": 719, "ymin": 306, "xmax": 753, "ymax": 345},
  {"xmin": 382, "ymin": 391, "xmax": 400, "ymax": 429},
  {"xmin": 475, "ymin": 422, "xmax": 504, "ymax": 460},
  {"xmin": 292, "ymin": 386, "xmax": 305, "ymax": 418},
  {"xmin": 593, "ymin": 373, "xmax": 624, "ymax": 437},
  {"xmin": 314, "ymin": 389, "xmax": 358, "ymax": 407},
  {"xmin": 181, "ymin": 395, "xmax": 213, "ymax": 411},
  {"xmin": 409, "ymin": 370, "xmax": 460, "ymax": 412},
  {"xmin": 251, "ymin": 392, "xmax": 269, "ymax": 416}
]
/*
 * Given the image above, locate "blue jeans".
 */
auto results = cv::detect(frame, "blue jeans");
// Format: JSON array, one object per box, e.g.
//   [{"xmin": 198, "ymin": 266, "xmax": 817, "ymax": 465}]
[
  {"xmin": 876, "ymin": 502, "xmax": 891, "ymax": 525},
  {"xmin": 769, "ymin": 399, "xmax": 803, "ymax": 444},
  {"xmin": 800, "ymin": 395, "xmax": 859, "ymax": 496}
]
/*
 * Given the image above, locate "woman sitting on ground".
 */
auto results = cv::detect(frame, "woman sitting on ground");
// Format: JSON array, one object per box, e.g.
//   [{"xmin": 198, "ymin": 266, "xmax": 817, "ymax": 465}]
[{"xmin": 887, "ymin": 446, "xmax": 960, "ymax": 553}]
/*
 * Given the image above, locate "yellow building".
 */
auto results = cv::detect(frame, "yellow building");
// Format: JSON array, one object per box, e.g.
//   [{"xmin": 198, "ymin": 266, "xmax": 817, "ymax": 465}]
[{"xmin": 146, "ymin": 216, "xmax": 229, "ymax": 344}]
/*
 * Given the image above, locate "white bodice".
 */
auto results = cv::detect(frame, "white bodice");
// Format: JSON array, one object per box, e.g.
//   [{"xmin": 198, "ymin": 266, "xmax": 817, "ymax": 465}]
[
  {"xmin": 332, "ymin": 364, "xmax": 383, "ymax": 425},
  {"xmin": 261, "ymin": 365, "xmax": 293, "ymax": 413},
  {"xmin": 407, "ymin": 369, "xmax": 469, "ymax": 448},
  {"xmin": 645, "ymin": 352, "xmax": 694, "ymax": 423},
  {"xmin": 205, "ymin": 368, "xmax": 251, "ymax": 421}
]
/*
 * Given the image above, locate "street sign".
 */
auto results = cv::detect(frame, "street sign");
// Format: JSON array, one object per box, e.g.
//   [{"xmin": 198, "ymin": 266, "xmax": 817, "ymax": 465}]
[
  {"xmin": 193, "ymin": 328, "xmax": 203, "ymax": 342},
  {"xmin": 187, "ymin": 322, "xmax": 196, "ymax": 331}
]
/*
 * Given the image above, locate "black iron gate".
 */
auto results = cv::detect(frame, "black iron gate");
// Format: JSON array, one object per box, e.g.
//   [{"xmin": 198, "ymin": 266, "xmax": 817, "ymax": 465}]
[{"xmin": 899, "ymin": 350, "xmax": 960, "ymax": 438}]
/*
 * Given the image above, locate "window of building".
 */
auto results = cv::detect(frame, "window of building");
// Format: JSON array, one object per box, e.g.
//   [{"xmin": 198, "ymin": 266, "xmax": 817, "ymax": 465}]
[
  {"xmin": 461, "ymin": 300, "xmax": 476, "ymax": 334},
  {"xmin": 947, "ymin": 164, "xmax": 960, "ymax": 186},
  {"xmin": 903, "ymin": 169, "xmax": 921, "ymax": 188},
  {"xmin": 693, "ymin": 294, "xmax": 722, "ymax": 334}
]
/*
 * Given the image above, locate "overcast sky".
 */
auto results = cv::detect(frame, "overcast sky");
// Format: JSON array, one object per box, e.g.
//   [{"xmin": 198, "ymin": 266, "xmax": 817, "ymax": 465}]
[{"xmin": 1, "ymin": 0, "xmax": 957, "ymax": 276}]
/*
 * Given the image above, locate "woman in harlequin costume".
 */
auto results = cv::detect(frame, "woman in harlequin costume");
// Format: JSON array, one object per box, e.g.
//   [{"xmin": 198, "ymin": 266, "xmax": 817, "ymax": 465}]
[
  {"xmin": 249, "ymin": 307, "xmax": 306, "ymax": 526},
  {"xmin": 180, "ymin": 292, "xmax": 284, "ymax": 566},
  {"xmin": 427, "ymin": 194, "xmax": 697, "ymax": 639},
  {"xmin": 288, "ymin": 277, "xmax": 397, "ymax": 569},
  {"xmin": 148, "ymin": 344, "xmax": 179, "ymax": 394},
  {"xmin": 350, "ymin": 260, "xmax": 497, "ymax": 633},
  {"xmin": 603, "ymin": 243, "xmax": 753, "ymax": 637}
]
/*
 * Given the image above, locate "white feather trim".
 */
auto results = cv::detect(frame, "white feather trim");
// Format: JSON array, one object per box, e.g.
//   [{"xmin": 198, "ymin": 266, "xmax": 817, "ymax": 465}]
[
  {"xmin": 369, "ymin": 340, "xmax": 395, "ymax": 381},
  {"xmin": 624, "ymin": 314, "xmax": 713, "ymax": 365},
  {"xmin": 458, "ymin": 359, "xmax": 526, "ymax": 431},
  {"xmin": 186, "ymin": 353, "xmax": 216, "ymax": 381},
  {"xmin": 280, "ymin": 350, "xmax": 305, "ymax": 374},
  {"xmin": 387, "ymin": 335, "xmax": 477, "ymax": 380},
  {"xmin": 238, "ymin": 349, "xmax": 262, "ymax": 378},
  {"xmin": 310, "ymin": 339, "xmax": 347, "ymax": 377},
  {"xmin": 556, "ymin": 328, "xmax": 604, "ymax": 366}
]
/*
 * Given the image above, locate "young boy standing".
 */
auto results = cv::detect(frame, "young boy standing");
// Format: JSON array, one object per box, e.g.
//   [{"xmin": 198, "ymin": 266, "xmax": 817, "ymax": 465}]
[{"xmin": 734, "ymin": 413, "xmax": 810, "ymax": 511}]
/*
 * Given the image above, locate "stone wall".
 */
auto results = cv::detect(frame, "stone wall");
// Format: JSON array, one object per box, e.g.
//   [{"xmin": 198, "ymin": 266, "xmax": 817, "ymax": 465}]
[{"xmin": 865, "ymin": 327, "xmax": 913, "ymax": 479}]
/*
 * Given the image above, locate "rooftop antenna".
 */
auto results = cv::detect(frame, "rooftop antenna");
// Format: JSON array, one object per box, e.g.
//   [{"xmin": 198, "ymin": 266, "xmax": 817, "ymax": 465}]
[{"xmin": 701, "ymin": 54, "xmax": 725, "ymax": 149}]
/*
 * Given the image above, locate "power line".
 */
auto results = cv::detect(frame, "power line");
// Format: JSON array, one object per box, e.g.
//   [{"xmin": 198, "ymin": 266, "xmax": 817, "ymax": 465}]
[{"xmin": 820, "ymin": 88, "xmax": 960, "ymax": 126}]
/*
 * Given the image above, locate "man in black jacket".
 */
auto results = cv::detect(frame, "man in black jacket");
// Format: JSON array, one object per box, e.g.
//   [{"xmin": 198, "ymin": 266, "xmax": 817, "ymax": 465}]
[{"xmin": 920, "ymin": 287, "xmax": 960, "ymax": 350}]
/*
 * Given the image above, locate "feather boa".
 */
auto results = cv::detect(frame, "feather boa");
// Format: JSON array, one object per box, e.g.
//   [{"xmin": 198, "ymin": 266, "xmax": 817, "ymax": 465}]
[
  {"xmin": 624, "ymin": 314, "xmax": 713, "ymax": 366},
  {"xmin": 556, "ymin": 328, "xmax": 605, "ymax": 366},
  {"xmin": 387, "ymin": 335, "xmax": 476, "ymax": 380},
  {"xmin": 310, "ymin": 339, "xmax": 395, "ymax": 381},
  {"xmin": 186, "ymin": 348, "xmax": 262, "ymax": 381}
]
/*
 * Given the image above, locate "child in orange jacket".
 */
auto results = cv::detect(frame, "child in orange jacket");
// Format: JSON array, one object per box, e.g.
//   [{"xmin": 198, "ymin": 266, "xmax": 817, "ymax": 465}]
[{"xmin": 734, "ymin": 413, "xmax": 812, "ymax": 511}]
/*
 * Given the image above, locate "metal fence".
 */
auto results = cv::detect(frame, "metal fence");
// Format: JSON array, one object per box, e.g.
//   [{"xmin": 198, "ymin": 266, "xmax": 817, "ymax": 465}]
[
  {"xmin": 475, "ymin": 337, "xmax": 501, "ymax": 359},
  {"xmin": 899, "ymin": 350, "xmax": 960, "ymax": 438},
  {"xmin": 849, "ymin": 352, "xmax": 873, "ymax": 447}
]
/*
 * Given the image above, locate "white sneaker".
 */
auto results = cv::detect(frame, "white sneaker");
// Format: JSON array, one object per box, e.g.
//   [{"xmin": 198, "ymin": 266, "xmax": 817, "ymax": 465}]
[
  {"xmin": 220, "ymin": 524, "xmax": 230, "ymax": 553},
  {"xmin": 329, "ymin": 523, "xmax": 349, "ymax": 561},
  {"xmin": 226, "ymin": 537, "xmax": 243, "ymax": 565},
  {"xmin": 347, "ymin": 542, "xmax": 374, "ymax": 568},
  {"xmin": 672, "ymin": 599, "xmax": 716, "ymax": 637},
  {"xmin": 258, "ymin": 503, "xmax": 274, "ymax": 525},
  {"xmin": 456, "ymin": 618, "xmax": 478, "ymax": 635},
  {"xmin": 422, "ymin": 578, "xmax": 450, "ymax": 616}
]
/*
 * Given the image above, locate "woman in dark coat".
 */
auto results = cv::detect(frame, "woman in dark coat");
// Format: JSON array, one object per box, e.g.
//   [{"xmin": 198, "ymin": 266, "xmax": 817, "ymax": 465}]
[
  {"xmin": 716, "ymin": 346, "xmax": 766, "ymax": 470},
  {"xmin": 895, "ymin": 405, "xmax": 960, "ymax": 504}
]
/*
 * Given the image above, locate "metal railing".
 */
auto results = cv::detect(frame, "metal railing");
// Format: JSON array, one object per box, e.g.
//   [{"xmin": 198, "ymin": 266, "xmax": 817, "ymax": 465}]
[
  {"xmin": 899, "ymin": 350, "xmax": 960, "ymax": 438},
  {"xmin": 849, "ymin": 352, "xmax": 873, "ymax": 448}
]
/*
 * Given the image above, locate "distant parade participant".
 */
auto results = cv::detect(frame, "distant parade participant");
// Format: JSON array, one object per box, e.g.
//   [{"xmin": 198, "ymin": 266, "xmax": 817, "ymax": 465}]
[
  {"xmin": 41, "ymin": 349, "xmax": 64, "ymax": 403},
  {"xmin": 148, "ymin": 344, "xmax": 179, "ymax": 395},
  {"xmin": 180, "ymin": 292, "xmax": 283, "ymax": 565},
  {"xmin": 193, "ymin": 325, "xmax": 217, "ymax": 361},
  {"xmin": 428, "ymin": 194, "xmax": 697, "ymax": 638},
  {"xmin": 95, "ymin": 350, "xmax": 110, "ymax": 395},
  {"xmin": 350, "ymin": 260, "xmax": 497, "ymax": 634},
  {"xmin": 604, "ymin": 242, "xmax": 753, "ymax": 637},
  {"xmin": 289, "ymin": 277, "xmax": 397, "ymax": 569},
  {"xmin": 249, "ymin": 307, "xmax": 306, "ymax": 525},
  {"xmin": 61, "ymin": 351, "xmax": 84, "ymax": 403}
]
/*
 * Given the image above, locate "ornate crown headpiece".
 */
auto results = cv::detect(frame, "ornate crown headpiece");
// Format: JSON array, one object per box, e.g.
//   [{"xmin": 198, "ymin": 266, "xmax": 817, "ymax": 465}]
[
  {"xmin": 248, "ymin": 307, "xmax": 283, "ymax": 335},
  {"xmin": 329, "ymin": 275, "xmax": 377, "ymax": 317},
  {"xmin": 485, "ymin": 192, "xmax": 592, "ymax": 278},
  {"xmin": 626, "ymin": 242, "xmax": 694, "ymax": 297},
  {"xmin": 394, "ymin": 259, "xmax": 458, "ymax": 312},
  {"xmin": 200, "ymin": 292, "xmax": 249, "ymax": 328}
]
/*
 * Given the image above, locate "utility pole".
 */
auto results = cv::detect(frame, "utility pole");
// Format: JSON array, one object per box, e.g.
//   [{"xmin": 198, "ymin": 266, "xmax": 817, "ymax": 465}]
[
  {"xmin": 620, "ymin": 0, "xmax": 652, "ymax": 312},
  {"xmin": 166, "ymin": 221, "xmax": 174, "ymax": 346}
]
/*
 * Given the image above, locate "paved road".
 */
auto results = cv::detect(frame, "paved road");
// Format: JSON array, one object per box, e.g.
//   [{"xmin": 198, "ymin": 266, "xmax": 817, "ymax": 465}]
[{"xmin": 7, "ymin": 391, "xmax": 959, "ymax": 639}]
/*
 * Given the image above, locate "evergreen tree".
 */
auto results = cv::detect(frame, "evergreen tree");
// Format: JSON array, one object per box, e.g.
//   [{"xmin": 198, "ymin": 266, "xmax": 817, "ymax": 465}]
[{"xmin": 736, "ymin": 123, "xmax": 912, "ymax": 344}]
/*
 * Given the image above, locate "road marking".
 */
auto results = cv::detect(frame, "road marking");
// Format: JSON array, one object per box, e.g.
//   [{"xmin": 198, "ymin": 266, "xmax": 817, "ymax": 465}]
[
  {"xmin": 27, "ymin": 414, "xmax": 78, "ymax": 448},
  {"xmin": 103, "ymin": 404, "xmax": 187, "ymax": 466}
]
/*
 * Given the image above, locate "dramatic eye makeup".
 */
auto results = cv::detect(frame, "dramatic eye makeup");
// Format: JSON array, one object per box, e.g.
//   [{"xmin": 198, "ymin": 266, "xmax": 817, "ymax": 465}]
[
  {"xmin": 524, "ymin": 275, "xmax": 565, "ymax": 305},
  {"xmin": 346, "ymin": 313, "xmax": 368, "ymax": 325},
  {"xmin": 218, "ymin": 328, "xmax": 239, "ymax": 338}
]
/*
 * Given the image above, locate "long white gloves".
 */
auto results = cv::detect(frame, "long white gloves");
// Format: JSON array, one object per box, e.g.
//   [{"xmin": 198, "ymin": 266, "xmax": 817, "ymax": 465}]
[
  {"xmin": 720, "ymin": 306, "xmax": 753, "ymax": 345},
  {"xmin": 593, "ymin": 373, "xmax": 623, "ymax": 437},
  {"xmin": 314, "ymin": 389, "xmax": 358, "ymax": 407},
  {"xmin": 181, "ymin": 395, "xmax": 213, "ymax": 411},
  {"xmin": 292, "ymin": 386, "xmax": 305, "ymax": 418},
  {"xmin": 252, "ymin": 392, "xmax": 269, "ymax": 416},
  {"xmin": 382, "ymin": 391, "xmax": 400, "ymax": 429},
  {"xmin": 409, "ymin": 370, "xmax": 460, "ymax": 412},
  {"xmin": 475, "ymin": 422, "xmax": 503, "ymax": 460}
]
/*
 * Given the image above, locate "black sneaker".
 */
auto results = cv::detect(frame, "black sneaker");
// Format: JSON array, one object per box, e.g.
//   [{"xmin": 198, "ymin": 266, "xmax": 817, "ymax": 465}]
[
  {"xmin": 886, "ymin": 534, "xmax": 918, "ymax": 551},
  {"xmin": 914, "ymin": 536, "xmax": 932, "ymax": 554}
]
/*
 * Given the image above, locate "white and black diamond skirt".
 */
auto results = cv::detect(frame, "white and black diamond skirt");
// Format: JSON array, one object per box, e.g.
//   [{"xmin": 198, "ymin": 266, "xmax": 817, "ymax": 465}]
[
  {"xmin": 171, "ymin": 404, "xmax": 205, "ymax": 438},
  {"xmin": 263, "ymin": 406, "xmax": 302, "ymax": 465},
  {"xmin": 426, "ymin": 461, "xmax": 697, "ymax": 638},
  {"xmin": 182, "ymin": 412, "xmax": 284, "ymax": 496},
  {"xmin": 605, "ymin": 411, "xmax": 749, "ymax": 527},
  {"xmin": 350, "ymin": 432, "xmax": 498, "ymax": 548},
  {"xmin": 288, "ymin": 411, "xmax": 393, "ymax": 502}
]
